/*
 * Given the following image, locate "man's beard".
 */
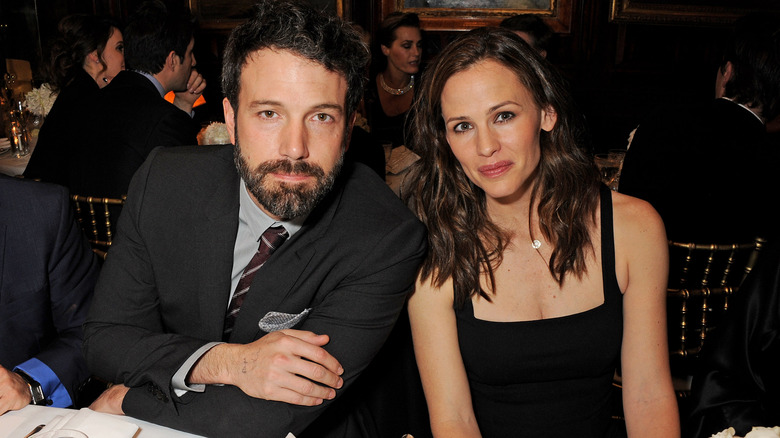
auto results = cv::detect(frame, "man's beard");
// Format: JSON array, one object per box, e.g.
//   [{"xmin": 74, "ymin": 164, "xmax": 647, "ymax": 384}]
[{"xmin": 234, "ymin": 137, "xmax": 344, "ymax": 221}]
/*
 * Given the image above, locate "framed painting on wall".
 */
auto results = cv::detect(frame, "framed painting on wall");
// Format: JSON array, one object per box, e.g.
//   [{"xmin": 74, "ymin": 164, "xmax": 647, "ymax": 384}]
[
  {"xmin": 609, "ymin": 0, "xmax": 780, "ymax": 25},
  {"xmin": 381, "ymin": 0, "xmax": 572, "ymax": 33}
]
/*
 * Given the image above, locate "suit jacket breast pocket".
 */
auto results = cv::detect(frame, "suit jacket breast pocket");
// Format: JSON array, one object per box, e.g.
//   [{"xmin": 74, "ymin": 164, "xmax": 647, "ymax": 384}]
[{"xmin": 258, "ymin": 308, "xmax": 312, "ymax": 333}]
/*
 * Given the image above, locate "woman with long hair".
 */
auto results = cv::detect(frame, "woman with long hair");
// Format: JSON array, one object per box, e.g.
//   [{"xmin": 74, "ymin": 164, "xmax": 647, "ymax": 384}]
[
  {"xmin": 364, "ymin": 12, "xmax": 423, "ymax": 149},
  {"xmin": 24, "ymin": 14, "xmax": 124, "ymax": 184},
  {"xmin": 406, "ymin": 27, "xmax": 679, "ymax": 437}
]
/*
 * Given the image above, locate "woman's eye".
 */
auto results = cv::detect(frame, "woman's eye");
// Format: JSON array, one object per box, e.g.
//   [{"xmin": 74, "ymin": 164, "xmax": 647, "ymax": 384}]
[
  {"xmin": 117, "ymin": 44, "xmax": 124, "ymax": 53},
  {"xmin": 453, "ymin": 122, "xmax": 471, "ymax": 133},
  {"xmin": 496, "ymin": 112, "xmax": 514, "ymax": 123}
]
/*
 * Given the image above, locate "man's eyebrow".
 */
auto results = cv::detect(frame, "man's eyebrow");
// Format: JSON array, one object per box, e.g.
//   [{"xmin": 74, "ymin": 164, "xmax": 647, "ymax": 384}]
[{"xmin": 246, "ymin": 100, "xmax": 344, "ymax": 114}]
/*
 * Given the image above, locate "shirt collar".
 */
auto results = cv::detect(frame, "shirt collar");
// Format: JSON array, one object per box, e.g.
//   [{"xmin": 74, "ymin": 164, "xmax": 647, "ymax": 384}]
[
  {"xmin": 719, "ymin": 96, "xmax": 764, "ymax": 125},
  {"xmin": 238, "ymin": 179, "xmax": 305, "ymax": 241},
  {"xmin": 133, "ymin": 70, "xmax": 166, "ymax": 98}
]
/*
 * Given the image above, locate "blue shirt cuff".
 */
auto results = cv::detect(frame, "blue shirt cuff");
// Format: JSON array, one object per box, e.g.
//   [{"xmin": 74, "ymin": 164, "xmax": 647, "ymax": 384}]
[{"xmin": 15, "ymin": 358, "xmax": 72, "ymax": 407}]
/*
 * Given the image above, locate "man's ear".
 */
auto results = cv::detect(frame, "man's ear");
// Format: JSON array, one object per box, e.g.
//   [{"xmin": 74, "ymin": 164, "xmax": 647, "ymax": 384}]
[
  {"xmin": 721, "ymin": 61, "xmax": 734, "ymax": 85},
  {"xmin": 166, "ymin": 50, "xmax": 179, "ymax": 71},
  {"xmin": 223, "ymin": 97, "xmax": 236, "ymax": 144}
]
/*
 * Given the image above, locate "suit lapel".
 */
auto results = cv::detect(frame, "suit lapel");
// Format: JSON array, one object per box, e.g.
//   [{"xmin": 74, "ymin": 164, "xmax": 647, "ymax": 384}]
[{"xmin": 193, "ymin": 170, "xmax": 240, "ymax": 341}]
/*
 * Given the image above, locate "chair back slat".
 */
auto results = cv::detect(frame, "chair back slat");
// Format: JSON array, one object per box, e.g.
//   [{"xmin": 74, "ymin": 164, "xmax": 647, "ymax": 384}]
[
  {"xmin": 70, "ymin": 194, "xmax": 126, "ymax": 259},
  {"xmin": 667, "ymin": 237, "xmax": 765, "ymax": 365}
]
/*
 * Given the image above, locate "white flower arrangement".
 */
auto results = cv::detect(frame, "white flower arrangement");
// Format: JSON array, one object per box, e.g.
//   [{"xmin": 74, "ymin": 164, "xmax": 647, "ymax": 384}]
[
  {"xmin": 711, "ymin": 426, "xmax": 780, "ymax": 438},
  {"xmin": 197, "ymin": 122, "xmax": 231, "ymax": 145},
  {"xmin": 23, "ymin": 83, "xmax": 57, "ymax": 117}
]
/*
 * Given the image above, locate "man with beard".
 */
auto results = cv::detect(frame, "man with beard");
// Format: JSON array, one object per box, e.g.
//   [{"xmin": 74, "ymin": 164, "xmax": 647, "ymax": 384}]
[{"xmin": 82, "ymin": 1, "xmax": 427, "ymax": 437}]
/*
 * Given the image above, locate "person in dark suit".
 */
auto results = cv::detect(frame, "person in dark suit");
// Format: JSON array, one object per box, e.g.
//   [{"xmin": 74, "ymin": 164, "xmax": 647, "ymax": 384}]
[
  {"xmin": 70, "ymin": 0, "xmax": 206, "ymax": 199},
  {"xmin": 619, "ymin": 14, "xmax": 780, "ymax": 244},
  {"xmin": 83, "ymin": 2, "xmax": 427, "ymax": 437},
  {"xmin": 0, "ymin": 175, "xmax": 99, "ymax": 414},
  {"xmin": 685, "ymin": 243, "xmax": 780, "ymax": 438}
]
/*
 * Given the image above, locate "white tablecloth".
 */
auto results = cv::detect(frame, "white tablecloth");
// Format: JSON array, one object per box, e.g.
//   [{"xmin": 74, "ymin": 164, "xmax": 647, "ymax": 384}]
[
  {"xmin": 0, "ymin": 137, "xmax": 35, "ymax": 177},
  {"xmin": 0, "ymin": 405, "xmax": 205, "ymax": 438}
]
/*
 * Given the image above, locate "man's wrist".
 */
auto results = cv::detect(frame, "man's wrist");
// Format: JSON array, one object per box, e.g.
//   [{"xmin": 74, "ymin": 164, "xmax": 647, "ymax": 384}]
[
  {"xmin": 189, "ymin": 343, "xmax": 236, "ymax": 386},
  {"xmin": 14, "ymin": 370, "xmax": 47, "ymax": 405}
]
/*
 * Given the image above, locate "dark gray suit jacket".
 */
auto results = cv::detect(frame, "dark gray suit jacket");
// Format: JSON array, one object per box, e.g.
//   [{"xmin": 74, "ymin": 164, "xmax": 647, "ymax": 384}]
[
  {"xmin": 83, "ymin": 145, "xmax": 427, "ymax": 437},
  {"xmin": 0, "ymin": 175, "xmax": 99, "ymax": 402}
]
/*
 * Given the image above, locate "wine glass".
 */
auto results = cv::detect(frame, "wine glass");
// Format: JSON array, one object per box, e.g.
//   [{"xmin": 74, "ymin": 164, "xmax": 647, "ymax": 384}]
[{"xmin": 594, "ymin": 153, "xmax": 621, "ymax": 191}]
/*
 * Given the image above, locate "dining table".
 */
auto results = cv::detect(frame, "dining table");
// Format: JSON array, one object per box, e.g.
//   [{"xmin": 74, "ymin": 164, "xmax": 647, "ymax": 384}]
[
  {"xmin": 0, "ymin": 136, "xmax": 35, "ymax": 177},
  {"xmin": 0, "ymin": 405, "xmax": 206, "ymax": 438}
]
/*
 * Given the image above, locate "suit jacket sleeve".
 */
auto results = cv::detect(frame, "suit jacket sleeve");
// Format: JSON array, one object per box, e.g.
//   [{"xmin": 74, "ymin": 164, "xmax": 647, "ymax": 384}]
[
  {"xmin": 33, "ymin": 185, "xmax": 98, "ymax": 404},
  {"xmin": 83, "ymin": 149, "xmax": 212, "ymax": 388},
  {"xmin": 83, "ymin": 152, "xmax": 427, "ymax": 437},
  {"xmin": 1, "ymin": 180, "xmax": 98, "ymax": 404},
  {"xmin": 686, "ymin": 245, "xmax": 780, "ymax": 438}
]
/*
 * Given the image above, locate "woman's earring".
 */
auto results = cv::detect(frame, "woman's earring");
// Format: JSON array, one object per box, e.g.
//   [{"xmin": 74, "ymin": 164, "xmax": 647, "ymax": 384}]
[{"xmin": 102, "ymin": 77, "xmax": 109, "ymax": 83}]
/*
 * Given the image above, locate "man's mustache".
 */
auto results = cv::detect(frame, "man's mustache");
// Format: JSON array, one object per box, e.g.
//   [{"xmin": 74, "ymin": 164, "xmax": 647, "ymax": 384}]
[{"xmin": 255, "ymin": 159, "xmax": 325, "ymax": 178}]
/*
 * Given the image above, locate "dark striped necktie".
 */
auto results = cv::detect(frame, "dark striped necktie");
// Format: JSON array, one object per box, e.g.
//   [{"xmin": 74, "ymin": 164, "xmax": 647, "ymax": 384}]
[{"xmin": 223, "ymin": 225, "xmax": 288, "ymax": 341}]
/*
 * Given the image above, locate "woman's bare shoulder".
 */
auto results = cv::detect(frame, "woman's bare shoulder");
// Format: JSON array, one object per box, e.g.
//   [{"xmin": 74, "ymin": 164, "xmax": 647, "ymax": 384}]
[{"xmin": 610, "ymin": 190, "xmax": 666, "ymax": 239}]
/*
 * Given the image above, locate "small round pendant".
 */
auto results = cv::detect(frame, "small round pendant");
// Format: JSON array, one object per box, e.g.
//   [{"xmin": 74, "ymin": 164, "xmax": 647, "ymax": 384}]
[{"xmin": 532, "ymin": 239, "xmax": 542, "ymax": 249}]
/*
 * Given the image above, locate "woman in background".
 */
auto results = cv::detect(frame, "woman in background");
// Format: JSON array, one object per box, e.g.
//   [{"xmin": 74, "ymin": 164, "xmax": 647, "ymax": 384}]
[
  {"xmin": 364, "ymin": 12, "xmax": 422, "ymax": 149},
  {"xmin": 406, "ymin": 27, "xmax": 678, "ymax": 437},
  {"xmin": 24, "ymin": 14, "xmax": 124, "ymax": 184}
]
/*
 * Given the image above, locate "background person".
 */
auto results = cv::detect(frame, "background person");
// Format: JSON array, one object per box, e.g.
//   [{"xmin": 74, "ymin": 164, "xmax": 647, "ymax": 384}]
[
  {"xmin": 364, "ymin": 12, "xmax": 422, "ymax": 149},
  {"xmin": 69, "ymin": 0, "xmax": 206, "ymax": 199},
  {"xmin": 24, "ymin": 14, "xmax": 124, "ymax": 184},
  {"xmin": 618, "ymin": 13, "xmax": 780, "ymax": 244},
  {"xmin": 499, "ymin": 14, "xmax": 555, "ymax": 58}
]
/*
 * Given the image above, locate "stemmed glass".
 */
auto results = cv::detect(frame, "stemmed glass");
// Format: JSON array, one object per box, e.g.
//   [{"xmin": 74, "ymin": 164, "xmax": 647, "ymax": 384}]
[{"xmin": 594, "ymin": 149, "xmax": 626, "ymax": 191}]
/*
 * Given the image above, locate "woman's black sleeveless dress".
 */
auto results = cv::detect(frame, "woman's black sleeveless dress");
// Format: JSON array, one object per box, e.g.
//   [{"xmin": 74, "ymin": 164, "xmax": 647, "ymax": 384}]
[{"xmin": 456, "ymin": 186, "xmax": 626, "ymax": 437}]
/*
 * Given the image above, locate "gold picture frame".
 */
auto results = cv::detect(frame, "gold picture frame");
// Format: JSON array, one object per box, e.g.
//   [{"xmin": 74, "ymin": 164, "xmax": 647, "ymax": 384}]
[
  {"xmin": 382, "ymin": 0, "xmax": 572, "ymax": 33},
  {"xmin": 609, "ymin": 0, "xmax": 778, "ymax": 25}
]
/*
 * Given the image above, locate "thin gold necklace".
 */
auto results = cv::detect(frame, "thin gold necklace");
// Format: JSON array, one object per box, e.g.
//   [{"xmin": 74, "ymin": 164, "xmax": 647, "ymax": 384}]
[{"xmin": 380, "ymin": 74, "xmax": 414, "ymax": 96}]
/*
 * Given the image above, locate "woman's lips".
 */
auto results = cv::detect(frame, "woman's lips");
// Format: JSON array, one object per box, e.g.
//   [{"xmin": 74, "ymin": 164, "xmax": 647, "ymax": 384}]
[{"xmin": 478, "ymin": 161, "xmax": 513, "ymax": 178}]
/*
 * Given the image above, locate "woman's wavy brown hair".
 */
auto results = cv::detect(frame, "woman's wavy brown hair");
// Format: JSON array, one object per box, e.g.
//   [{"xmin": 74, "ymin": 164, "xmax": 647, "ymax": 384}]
[{"xmin": 406, "ymin": 27, "xmax": 600, "ymax": 308}]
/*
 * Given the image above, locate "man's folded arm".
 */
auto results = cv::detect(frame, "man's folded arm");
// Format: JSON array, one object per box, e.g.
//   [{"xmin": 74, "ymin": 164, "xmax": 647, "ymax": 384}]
[{"xmin": 121, "ymin": 216, "xmax": 427, "ymax": 437}]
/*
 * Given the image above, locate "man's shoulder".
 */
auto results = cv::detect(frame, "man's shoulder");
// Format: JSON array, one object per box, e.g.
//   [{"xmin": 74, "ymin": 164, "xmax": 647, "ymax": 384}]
[
  {"xmin": 146, "ymin": 145, "xmax": 235, "ymax": 177},
  {"xmin": 332, "ymin": 163, "xmax": 422, "ymax": 229},
  {"xmin": 0, "ymin": 175, "xmax": 68, "ymax": 204},
  {"xmin": 0, "ymin": 176, "xmax": 69, "ymax": 224}
]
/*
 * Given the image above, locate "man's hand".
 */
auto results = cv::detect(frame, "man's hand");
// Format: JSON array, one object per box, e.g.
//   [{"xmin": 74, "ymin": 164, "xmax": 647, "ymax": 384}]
[
  {"xmin": 89, "ymin": 384, "xmax": 129, "ymax": 415},
  {"xmin": 0, "ymin": 366, "xmax": 31, "ymax": 415},
  {"xmin": 172, "ymin": 69, "xmax": 207, "ymax": 114},
  {"xmin": 191, "ymin": 330, "xmax": 344, "ymax": 406}
]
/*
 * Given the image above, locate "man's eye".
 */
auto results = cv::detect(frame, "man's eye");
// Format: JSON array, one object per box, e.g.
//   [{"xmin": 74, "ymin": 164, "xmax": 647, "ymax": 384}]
[{"xmin": 316, "ymin": 114, "xmax": 333, "ymax": 122}]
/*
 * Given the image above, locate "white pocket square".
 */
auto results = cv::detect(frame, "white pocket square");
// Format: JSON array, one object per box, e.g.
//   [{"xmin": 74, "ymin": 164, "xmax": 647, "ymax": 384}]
[{"xmin": 258, "ymin": 308, "xmax": 311, "ymax": 332}]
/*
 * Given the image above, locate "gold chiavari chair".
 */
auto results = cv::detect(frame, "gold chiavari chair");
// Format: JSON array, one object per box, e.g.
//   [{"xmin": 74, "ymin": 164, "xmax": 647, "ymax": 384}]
[
  {"xmin": 70, "ymin": 194, "xmax": 126, "ymax": 259},
  {"xmin": 666, "ymin": 236, "xmax": 766, "ymax": 412}
]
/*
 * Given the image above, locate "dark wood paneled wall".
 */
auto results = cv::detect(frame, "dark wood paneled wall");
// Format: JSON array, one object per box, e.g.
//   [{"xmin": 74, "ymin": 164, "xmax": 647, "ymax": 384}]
[{"xmin": 11, "ymin": 0, "xmax": 776, "ymax": 150}]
